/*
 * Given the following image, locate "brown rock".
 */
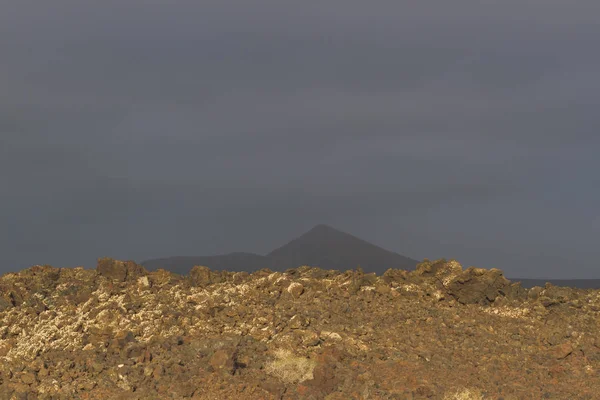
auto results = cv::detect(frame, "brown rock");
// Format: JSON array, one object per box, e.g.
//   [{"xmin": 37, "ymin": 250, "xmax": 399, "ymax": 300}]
[
  {"xmin": 190, "ymin": 265, "xmax": 212, "ymax": 287},
  {"xmin": 259, "ymin": 378, "xmax": 287, "ymax": 398},
  {"xmin": 232, "ymin": 271, "xmax": 250, "ymax": 284},
  {"xmin": 136, "ymin": 348, "xmax": 153, "ymax": 363},
  {"xmin": 413, "ymin": 259, "xmax": 462, "ymax": 279},
  {"xmin": 289, "ymin": 315, "xmax": 309, "ymax": 329},
  {"xmin": 0, "ymin": 341, "xmax": 11, "ymax": 357},
  {"xmin": 209, "ymin": 348, "xmax": 237, "ymax": 375},
  {"xmin": 152, "ymin": 365, "xmax": 165, "ymax": 379},
  {"xmin": 528, "ymin": 286, "xmax": 544, "ymax": 299},
  {"xmin": 8, "ymin": 383, "xmax": 30, "ymax": 400},
  {"xmin": 382, "ymin": 268, "xmax": 409, "ymax": 284},
  {"xmin": 541, "ymin": 284, "xmax": 577, "ymax": 305},
  {"xmin": 149, "ymin": 268, "xmax": 180, "ymax": 286},
  {"xmin": 0, "ymin": 296, "xmax": 13, "ymax": 312},
  {"xmin": 96, "ymin": 257, "xmax": 127, "ymax": 281},
  {"xmin": 110, "ymin": 330, "xmax": 136, "ymax": 351},
  {"xmin": 375, "ymin": 282, "xmax": 391, "ymax": 296},
  {"xmin": 287, "ymin": 282, "xmax": 304, "ymax": 299},
  {"xmin": 2, "ymin": 260, "xmax": 600, "ymax": 399},
  {"xmin": 503, "ymin": 282, "xmax": 527, "ymax": 301},
  {"xmin": 96, "ymin": 258, "xmax": 147, "ymax": 282},
  {"xmin": 445, "ymin": 267, "xmax": 512, "ymax": 305},
  {"xmin": 307, "ymin": 351, "xmax": 342, "ymax": 396},
  {"xmin": 20, "ymin": 372, "xmax": 36, "ymax": 385},
  {"xmin": 551, "ymin": 343, "xmax": 573, "ymax": 360}
]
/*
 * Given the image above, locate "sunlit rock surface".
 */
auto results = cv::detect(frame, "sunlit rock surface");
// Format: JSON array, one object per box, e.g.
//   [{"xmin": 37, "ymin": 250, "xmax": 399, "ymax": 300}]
[{"xmin": 1, "ymin": 259, "xmax": 599, "ymax": 399}]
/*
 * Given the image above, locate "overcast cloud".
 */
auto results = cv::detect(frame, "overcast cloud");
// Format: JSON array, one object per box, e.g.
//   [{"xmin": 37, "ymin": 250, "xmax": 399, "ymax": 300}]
[{"xmin": 1, "ymin": 1, "xmax": 599, "ymax": 278}]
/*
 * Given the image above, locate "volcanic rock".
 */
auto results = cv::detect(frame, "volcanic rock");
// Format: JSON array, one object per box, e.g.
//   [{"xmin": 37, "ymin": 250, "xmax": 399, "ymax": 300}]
[
  {"xmin": 0, "ymin": 258, "xmax": 599, "ymax": 399},
  {"xmin": 96, "ymin": 258, "xmax": 147, "ymax": 282}
]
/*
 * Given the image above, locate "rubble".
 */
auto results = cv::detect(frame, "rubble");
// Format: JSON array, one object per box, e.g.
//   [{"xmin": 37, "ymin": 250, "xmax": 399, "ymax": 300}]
[{"xmin": 0, "ymin": 258, "xmax": 599, "ymax": 399}]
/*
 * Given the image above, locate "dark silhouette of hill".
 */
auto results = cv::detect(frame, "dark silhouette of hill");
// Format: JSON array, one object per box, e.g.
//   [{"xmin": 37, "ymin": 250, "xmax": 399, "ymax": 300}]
[
  {"xmin": 267, "ymin": 224, "xmax": 419, "ymax": 273},
  {"xmin": 140, "ymin": 224, "xmax": 599, "ymax": 289},
  {"xmin": 141, "ymin": 224, "xmax": 419, "ymax": 274}
]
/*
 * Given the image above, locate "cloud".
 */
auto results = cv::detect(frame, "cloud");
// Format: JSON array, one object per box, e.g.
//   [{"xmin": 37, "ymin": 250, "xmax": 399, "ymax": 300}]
[{"xmin": 0, "ymin": 0, "xmax": 599, "ymax": 277}]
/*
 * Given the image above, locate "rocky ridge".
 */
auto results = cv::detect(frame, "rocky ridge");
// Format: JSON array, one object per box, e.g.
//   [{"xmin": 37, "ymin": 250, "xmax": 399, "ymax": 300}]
[{"xmin": 1, "ymin": 258, "xmax": 599, "ymax": 399}]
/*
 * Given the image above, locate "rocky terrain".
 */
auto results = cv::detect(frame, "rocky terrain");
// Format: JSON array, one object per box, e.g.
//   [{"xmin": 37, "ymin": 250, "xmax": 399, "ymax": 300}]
[{"xmin": 1, "ymin": 258, "xmax": 599, "ymax": 399}]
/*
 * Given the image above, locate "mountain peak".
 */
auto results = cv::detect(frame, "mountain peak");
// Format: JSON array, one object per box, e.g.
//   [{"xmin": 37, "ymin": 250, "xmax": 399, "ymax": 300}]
[
  {"xmin": 267, "ymin": 224, "xmax": 418, "ymax": 271},
  {"xmin": 309, "ymin": 223, "xmax": 337, "ymax": 231},
  {"xmin": 143, "ymin": 224, "xmax": 419, "ymax": 274},
  {"xmin": 304, "ymin": 223, "xmax": 346, "ymax": 236}
]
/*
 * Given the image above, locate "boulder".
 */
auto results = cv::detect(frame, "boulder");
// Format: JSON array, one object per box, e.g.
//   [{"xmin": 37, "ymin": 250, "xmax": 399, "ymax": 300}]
[
  {"xmin": 539, "ymin": 284, "xmax": 578, "ymax": 307},
  {"xmin": 408, "ymin": 259, "xmax": 463, "ymax": 287},
  {"xmin": 96, "ymin": 258, "xmax": 147, "ymax": 282},
  {"xmin": 149, "ymin": 269, "xmax": 181, "ymax": 286},
  {"xmin": 287, "ymin": 282, "xmax": 305, "ymax": 299},
  {"xmin": 190, "ymin": 265, "xmax": 212, "ymax": 287},
  {"xmin": 209, "ymin": 347, "xmax": 238, "ymax": 375},
  {"xmin": 0, "ymin": 296, "xmax": 12, "ymax": 312},
  {"xmin": 444, "ymin": 267, "xmax": 513, "ymax": 305}
]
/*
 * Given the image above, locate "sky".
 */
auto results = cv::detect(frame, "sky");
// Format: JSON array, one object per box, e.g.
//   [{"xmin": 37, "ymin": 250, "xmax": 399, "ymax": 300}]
[{"xmin": 1, "ymin": 1, "xmax": 599, "ymax": 279}]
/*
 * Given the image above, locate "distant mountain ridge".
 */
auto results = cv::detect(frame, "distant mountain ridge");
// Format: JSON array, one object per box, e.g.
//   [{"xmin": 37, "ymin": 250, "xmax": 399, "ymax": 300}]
[
  {"xmin": 267, "ymin": 224, "xmax": 418, "ymax": 271},
  {"xmin": 141, "ymin": 224, "xmax": 419, "ymax": 275},
  {"xmin": 140, "ymin": 224, "xmax": 600, "ymax": 289}
]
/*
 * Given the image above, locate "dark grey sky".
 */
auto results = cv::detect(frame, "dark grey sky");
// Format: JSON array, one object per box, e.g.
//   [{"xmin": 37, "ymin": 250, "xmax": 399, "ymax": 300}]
[{"xmin": 1, "ymin": 1, "xmax": 599, "ymax": 278}]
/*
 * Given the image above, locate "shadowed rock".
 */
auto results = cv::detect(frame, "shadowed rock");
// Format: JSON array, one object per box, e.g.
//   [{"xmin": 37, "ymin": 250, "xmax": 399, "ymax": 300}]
[
  {"xmin": 96, "ymin": 258, "xmax": 148, "ymax": 282},
  {"xmin": 445, "ymin": 267, "xmax": 519, "ymax": 305},
  {"xmin": 190, "ymin": 265, "xmax": 212, "ymax": 287}
]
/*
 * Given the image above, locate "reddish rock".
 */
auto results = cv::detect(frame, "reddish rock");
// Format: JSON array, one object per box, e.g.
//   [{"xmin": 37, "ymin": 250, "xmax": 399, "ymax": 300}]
[
  {"xmin": 551, "ymin": 343, "xmax": 573, "ymax": 360},
  {"xmin": 0, "ymin": 258, "xmax": 599, "ymax": 399},
  {"xmin": 445, "ymin": 267, "xmax": 514, "ymax": 305},
  {"xmin": 209, "ymin": 348, "xmax": 237, "ymax": 375}
]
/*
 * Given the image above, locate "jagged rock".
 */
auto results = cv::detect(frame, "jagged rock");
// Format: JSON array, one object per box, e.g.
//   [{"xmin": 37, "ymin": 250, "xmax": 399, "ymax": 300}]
[
  {"xmin": 289, "ymin": 315, "xmax": 309, "ymax": 329},
  {"xmin": 306, "ymin": 347, "xmax": 346, "ymax": 397},
  {"xmin": 413, "ymin": 259, "xmax": 462, "ymax": 279},
  {"xmin": 0, "ymin": 297, "xmax": 12, "ymax": 312},
  {"xmin": 188, "ymin": 265, "xmax": 231, "ymax": 287},
  {"xmin": 96, "ymin": 258, "xmax": 147, "ymax": 282},
  {"xmin": 444, "ymin": 267, "xmax": 513, "ymax": 305},
  {"xmin": 19, "ymin": 372, "xmax": 36, "ymax": 385},
  {"xmin": 259, "ymin": 378, "xmax": 287, "ymax": 398},
  {"xmin": 540, "ymin": 284, "xmax": 577, "ymax": 306},
  {"xmin": 502, "ymin": 282, "xmax": 528, "ymax": 301},
  {"xmin": 382, "ymin": 268, "xmax": 409, "ymax": 284},
  {"xmin": 320, "ymin": 331, "xmax": 342, "ymax": 342},
  {"xmin": 0, "ymin": 342, "xmax": 12, "ymax": 357},
  {"xmin": 528, "ymin": 286, "xmax": 544, "ymax": 300},
  {"xmin": 374, "ymin": 282, "xmax": 392, "ymax": 296},
  {"xmin": 232, "ymin": 271, "xmax": 250, "ymax": 284},
  {"xmin": 287, "ymin": 282, "xmax": 304, "ymax": 298},
  {"xmin": 149, "ymin": 268, "xmax": 181, "ymax": 286},
  {"xmin": 550, "ymin": 342, "xmax": 573, "ymax": 360},
  {"xmin": 209, "ymin": 348, "xmax": 237, "ymax": 375},
  {"xmin": 190, "ymin": 265, "xmax": 212, "ymax": 287},
  {"xmin": 97, "ymin": 257, "xmax": 128, "ymax": 281},
  {"xmin": 60, "ymin": 284, "xmax": 93, "ymax": 305},
  {"xmin": 299, "ymin": 330, "xmax": 321, "ymax": 347},
  {"xmin": 110, "ymin": 330, "xmax": 136, "ymax": 350},
  {"xmin": 0, "ymin": 259, "xmax": 599, "ymax": 399}
]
